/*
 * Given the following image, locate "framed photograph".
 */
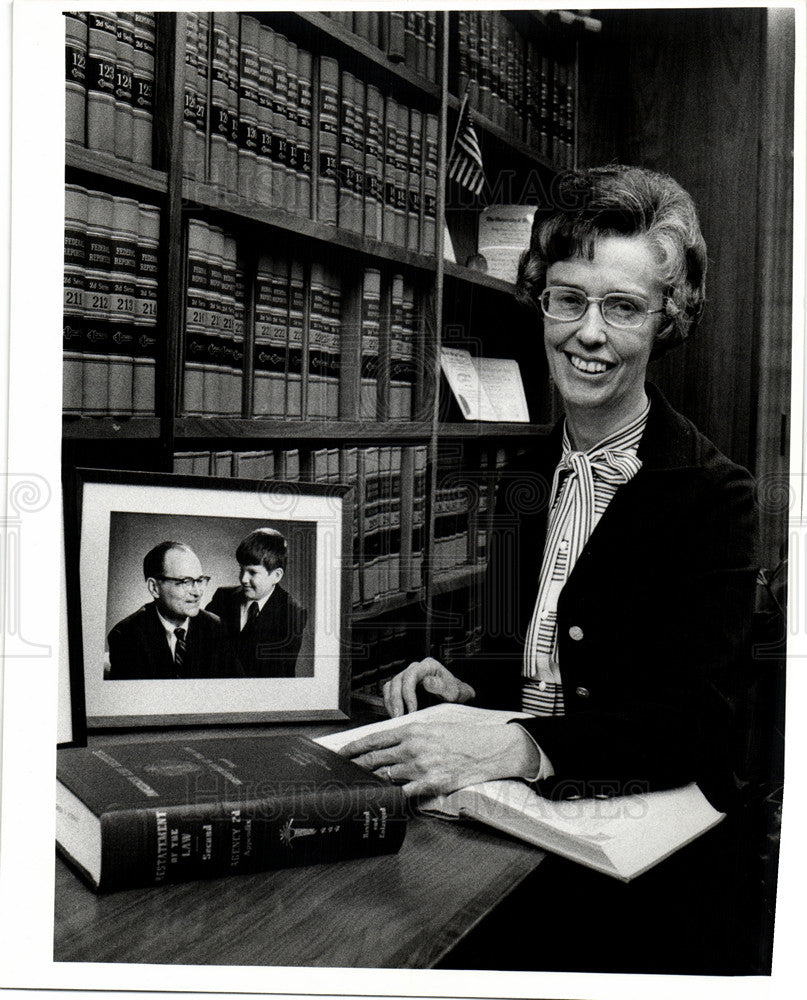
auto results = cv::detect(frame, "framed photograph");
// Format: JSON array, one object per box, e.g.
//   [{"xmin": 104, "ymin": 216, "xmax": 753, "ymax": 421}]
[{"xmin": 67, "ymin": 468, "xmax": 352, "ymax": 728}]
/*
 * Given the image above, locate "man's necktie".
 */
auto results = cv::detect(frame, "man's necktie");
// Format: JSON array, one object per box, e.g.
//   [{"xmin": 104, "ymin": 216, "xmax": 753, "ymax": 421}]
[
  {"xmin": 174, "ymin": 626, "xmax": 187, "ymax": 672},
  {"xmin": 246, "ymin": 601, "xmax": 259, "ymax": 628}
]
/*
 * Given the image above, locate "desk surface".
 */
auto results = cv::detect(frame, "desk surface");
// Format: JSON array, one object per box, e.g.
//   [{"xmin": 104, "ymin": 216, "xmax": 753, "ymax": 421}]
[{"xmin": 54, "ymin": 722, "xmax": 546, "ymax": 968}]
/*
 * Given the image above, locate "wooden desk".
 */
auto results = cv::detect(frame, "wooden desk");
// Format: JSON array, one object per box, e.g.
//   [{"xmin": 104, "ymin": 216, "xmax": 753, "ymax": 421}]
[{"xmin": 54, "ymin": 723, "xmax": 546, "ymax": 968}]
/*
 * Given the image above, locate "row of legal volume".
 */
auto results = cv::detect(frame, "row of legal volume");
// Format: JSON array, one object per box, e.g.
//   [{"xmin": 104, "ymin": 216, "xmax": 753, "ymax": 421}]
[
  {"xmin": 173, "ymin": 443, "xmax": 517, "ymax": 612},
  {"xmin": 323, "ymin": 11, "xmax": 439, "ymax": 82},
  {"xmin": 457, "ymin": 10, "xmax": 577, "ymax": 168},
  {"xmin": 181, "ymin": 12, "xmax": 438, "ymax": 254},
  {"xmin": 63, "ymin": 185, "xmax": 160, "ymax": 416},
  {"xmin": 65, "ymin": 11, "xmax": 155, "ymax": 165}
]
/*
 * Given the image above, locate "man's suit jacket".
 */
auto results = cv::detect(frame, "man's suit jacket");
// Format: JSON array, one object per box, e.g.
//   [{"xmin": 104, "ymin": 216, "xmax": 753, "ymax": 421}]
[
  {"xmin": 457, "ymin": 384, "xmax": 759, "ymax": 806},
  {"xmin": 107, "ymin": 602, "xmax": 243, "ymax": 679},
  {"xmin": 206, "ymin": 584, "xmax": 308, "ymax": 677}
]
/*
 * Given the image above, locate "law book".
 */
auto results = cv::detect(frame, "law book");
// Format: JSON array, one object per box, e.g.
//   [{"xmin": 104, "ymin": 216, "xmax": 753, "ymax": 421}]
[
  {"xmin": 113, "ymin": 15, "xmax": 136, "ymax": 163},
  {"xmin": 388, "ymin": 274, "xmax": 406, "ymax": 418},
  {"xmin": 285, "ymin": 259, "xmax": 305, "ymax": 417},
  {"xmin": 221, "ymin": 232, "xmax": 241, "ymax": 415},
  {"xmin": 86, "ymin": 13, "xmax": 117, "ymax": 155},
  {"xmin": 456, "ymin": 12, "xmax": 471, "ymax": 97},
  {"xmin": 204, "ymin": 224, "xmax": 227, "ymax": 415},
  {"xmin": 324, "ymin": 265, "xmax": 342, "ymax": 418},
  {"xmin": 307, "ymin": 260, "xmax": 327, "ymax": 419},
  {"xmin": 388, "ymin": 446, "xmax": 403, "ymax": 596},
  {"xmin": 284, "ymin": 39, "xmax": 300, "ymax": 217},
  {"xmin": 233, "ymin": 449, "xmax": 274, "ymax": 479},
  {"xmin": 107, "ymin": 195, "xmax": 138, "ymax": 415},
  {"xmin": 237, "ymin": 15, "xmax": 260, "ymax": 203},
  {"xmin": 385, "ymin": 12, "xmax": 406, "ymax": 62},
  {"xmin": 209, "ymin": 12, "xmax": 230, "ymax": 191},
  {"xmin": 316, "ymin": 704, "xmax": 725, "ymax": 882},
  {"xmin": 271, "ymin": 32, "xmax": 290, "ymax": 210},
  {"xmin": 132, "ymin": 201, "xmax": 159, "ymax": 415},
  {"xmin": 404, "ymin": 12, "xmax": 418, "ymax": 71},
  {"xmin": 413, "ymin": 12, "xmax": 428, "ymax": 79},
  {"xmin": 422, "ymin": 113, "xmax": 438, "ymax": 255},
  {"xmin": 316, "ymin": 54, "xmax": 339, "ymax": 225},
  {"xmin": 359, "ymin": 267, "xmax": 381, "ymax": 420},
  {"xmin": 377, "ymin": 445, "xmax": 392, "ymax": 597},
  {"xmin": 278, "ymin": 448, "xmax": 301, "ymax": 481},
  {"xmin": 351, "ymin": 76, "xmax": 366, "ymax": 235},
  {"xmin": 194, "ymin": 13, "xmax": 210, "ymax": 183},
  {"xmin": 296, "ymin": 47, "xmax": 313, "ymax": 217},
  {"xmin": 255, "ymin": 23, "xmax": 275, "ymax": 206},
  {"xmin": 398, "ymin": 279, "xmax": 417, "ymax": 420},
  {"xmin": 131, "ymin": 13, "xmax": 155, "ymax": 166},
  {"xmin": 225, "ymin": 12, "xmax": 241, "ymax": 196},
  {"xmin": 477, "ymin": 11, "xmax": 492, "ymax": 121},
  {"xmin": 393, "ymin": 101, "xmax": 409, "ymax": 248},
  {"xmin": 57, "ymin": 734, "xmax": 407, "ymax": 893},
  {"xmin": 65, "ymin": 11, "xmax": 87, "ymax": 147},
  {"xmin": 63, "ymin": 183, "xmax": 87, "ymax": 413},
  {"xmin": 173, "ymin": 450, "xmax": 211, "ymax": 475},
  {"xmin": 253, "ymin": 253, "xmax": 287, "ymax": 417},
  {"xmin": 411, "ymin": 444, "xmax": 427, "ymax": 591},
  {"xmin": 362, "ymin": 445, "xmax": 381, "ymax": 601},
  {"xmin": 406, "ymin": 107, "xmax": 423, "ymax": 254},
  {"xmin": 182, "ymin": 12, "xmax": 201, "ymax": 180},
  {"xmin": 340, "ymin": 446, "xmax": 361, "ymax": 607},
  {"xmin": 339, "ymin": 71, "xmax": 360, "ymax": 233},
  {"xmin": 212, "ymin": 449, "xmax": 235, "ymax": 478},
  {"xmin": 425, "ymin": 12, "xmax": 437, "ymax": 82},
  {"xmin": 83, "ymin": 188, "xmax": 114, "ymax": 414},
  {"xmin": 363, "ymin": 84, "xmax": 384, "ymax": 241},
  {"xmin": 381, "ymin": 95, "xmax": 398, "ymax": 245},
  {"xmin": 183, "ymin": 218, "xmax": 210, "ymax": 415}
]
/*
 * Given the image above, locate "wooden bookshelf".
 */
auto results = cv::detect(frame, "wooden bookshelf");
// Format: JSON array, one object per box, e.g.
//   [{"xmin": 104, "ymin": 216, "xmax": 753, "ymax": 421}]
[{"xmin": 62, "ymin": 9, "xmax": 580, "ymax": 686}]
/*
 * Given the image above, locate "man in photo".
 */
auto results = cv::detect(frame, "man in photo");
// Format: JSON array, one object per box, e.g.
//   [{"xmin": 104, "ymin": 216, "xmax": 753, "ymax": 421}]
[
  {"xmin": 107, "ymin": 541, "xmax": 242, "ymax": 680},
  {"xmin": 206, "ymin": 528, "xmax": 308, "ymax": 677}
]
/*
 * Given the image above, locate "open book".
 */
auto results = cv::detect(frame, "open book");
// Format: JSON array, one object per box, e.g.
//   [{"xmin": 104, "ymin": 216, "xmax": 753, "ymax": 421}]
[{"xmin": 316, "ymin": 703, "xmax": 725, "ymax": 882}]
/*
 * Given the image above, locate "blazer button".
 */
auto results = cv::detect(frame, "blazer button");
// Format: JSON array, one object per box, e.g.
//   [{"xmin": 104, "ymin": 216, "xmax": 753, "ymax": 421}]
[
  {"xmin": 575, "ymin": 686, "xmax": 590, "ymax": 699},
  {"xmin": 569, "ymin": 625, "xmax": 584, "ymax": 641}
]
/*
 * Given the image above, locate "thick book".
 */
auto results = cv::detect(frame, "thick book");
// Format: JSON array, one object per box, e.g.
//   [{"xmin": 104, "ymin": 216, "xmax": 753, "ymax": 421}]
[
  {"xmin": 57, "ymin": 734, "xmax": 407, "ymax": 893},
  {"xmin": 316, "ymin": 704, "xmax": 725, "ymax": 883}
]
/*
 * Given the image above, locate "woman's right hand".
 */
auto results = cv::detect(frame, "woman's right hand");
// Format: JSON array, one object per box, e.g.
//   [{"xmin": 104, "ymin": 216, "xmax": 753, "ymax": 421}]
[{"xmin": 382, "ymin": 657, "xmax": 476, "ymax": 718}]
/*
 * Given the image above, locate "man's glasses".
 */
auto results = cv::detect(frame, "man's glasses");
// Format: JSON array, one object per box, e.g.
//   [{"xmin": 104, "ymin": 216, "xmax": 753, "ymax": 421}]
[
  {"xmin": 156, "ymin": 575, "xmax": 211, "ymax": 590},
  {"xmin": 539, "ymin": 286, "xmax": 666, "ymax": 330}
]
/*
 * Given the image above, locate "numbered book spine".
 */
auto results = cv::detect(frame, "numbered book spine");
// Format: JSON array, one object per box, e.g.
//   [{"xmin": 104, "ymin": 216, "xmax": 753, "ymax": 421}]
[
  {"xmin": 205, "ymin": 225, "xmax": 226, "ymax": 414},
  {"xmin": 398, "ymin": 280, "xmax": 416, "ymax": 420},
  {"xmin": 83, "ymin": 189, "xmax": 114, "ymax": 414},
  {"xmin": 133, "ymin": 202, "xmax": 159, "ymax": 414},
  {"xmin": 113, "ymin": 14, "xmax": 135, "ymax": 160},
  {"xmin": 86, "ymin": 13, "xmax": 117, "ymax": 155},
  {"xmin": 296, "ymin": 48, "xmax": 313, "ymax": 217},
  {"xmin": 340, "ymin": 447, "xmax": 361, "ymax": 607},
  {"xmin": 108, "ymin": 196, "xmax": 138, "ymax": 415},
  {"xmin": 399, "ymin": 448, "xmax": 415, "ymax": 593},
  {"xmin": 360, "ymin": 268, "xmax": 381, "ymax": 421},
  {"xmin": 271, "ymin": 32, "xmax": 290, "ymax": 210},
  {"xmin": 221, "ymin": 232, "xmax": 240, "ymax": 415},
  {"xmin": 411, "ymin": 445, "xmax": 427, "ymax": 591},
  {"xmin": 209, "ymin": 13, "xmax": 230, "ymax": 191},
  {"xmin": 285, "ymin": 259, "xmax": 305, "ymax": 417},
  {"xmin": 363, "ymin": 446, "xmax": 381, "ymax": 601},
  {"xmin": 253, "ymin": 254, "xmax": 286, "ymax": 416},
  {"xmin": 256, "ymin": 23, "xmax": 275, "ymax": 207},
  {"xmin": 382, "ymin": 95, "xmax": 398, "ymax": 245},
  {"xmin": 132, "ymin": 13, "xmax": 155, "ymax": 166},
  {"xmin": 238, "ymin": 15, "xmax": 260, "ymax": 203},
  {"xmin": 406, "ymin": 108, "xmax": 423, "ymax": 254},
  {"xmin": 317, "ymin": 55, "xmax": 339, "ymax": 225},
  {"xmin": 195, "ymin": 13, "xmax": 210, "ymax": 182},
  {"xmin": 225, "ymin": 12, "xmax": 241, "ymax": 196},
  {"xmin": 325, "ymin": 266, "xmax": 342, "ymax": 419},
  {"xmin": 338, "ymin": 72, "xmax": 359, "ymax": 233},
  {"xmin": 389, "ymin": 447, "xmax": 403, "ymax": 595},
  {"xmin": 377, "ymin": 446, "xmax": 392, "ymax": 597},
  {"xmin": 388, "ymin": 274, "xmax": 405, "ymax": 418},
  {"xmin": 182, "ymin": 12, "xmax": 200, "ymax": 180},
  {"xmin": 422, "ymin": 113, "xmax": 438, "ymax": 255},
  {"xmin": 65, "ymin": 12, "xmax": 87, "ymax": 146},
  {"xmin": 394, "ymin": 102, "xmax": 409, "ymax": 248},
  {"xmin": 363, "ymin": 84, "xmax": 383, "ymax": 241},
  {"xmin": 63, "ymin": 184, "xmax": 87, "ymax": 412},
  {"xmin": 351, "ymin": 77, "xmax": 366, "ymax": 236},
  {"xmin": 286, "ymin": 41, "xmax": 301, "ymax": 217},
  {"xmin": 183, "ymin": 219, "xmax": 209, "ymax": 415}
]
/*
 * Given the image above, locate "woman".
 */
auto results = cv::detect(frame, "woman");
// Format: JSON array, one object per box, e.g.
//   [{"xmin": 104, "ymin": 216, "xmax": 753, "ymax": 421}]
[{"xmin": 343, "ymin": 165, "xmax": 758, "ymax": 814}]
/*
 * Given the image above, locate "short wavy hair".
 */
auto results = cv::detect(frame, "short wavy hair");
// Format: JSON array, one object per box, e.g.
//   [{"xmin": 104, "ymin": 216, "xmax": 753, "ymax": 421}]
[
  {"xmin": 515, "ymin": 165, "xmax": 707, "ymax": 356},
  {"xmin": 236, "ymin": 527, "xmax": 287, "ymax": 572}
]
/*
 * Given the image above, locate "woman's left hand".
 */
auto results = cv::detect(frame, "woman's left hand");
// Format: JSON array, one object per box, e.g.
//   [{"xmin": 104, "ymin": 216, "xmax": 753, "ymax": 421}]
[{"xmin": 339, "ymin": 712, "xmax": 541, "ymax": 798}]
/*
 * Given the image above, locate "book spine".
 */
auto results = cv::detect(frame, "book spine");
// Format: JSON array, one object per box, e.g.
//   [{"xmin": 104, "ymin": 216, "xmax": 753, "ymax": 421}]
[
  {"xmin": 411, "ymin": 445, "xmax": 427, "ymax": 591},
  {"xmin": 205, "ymin": 225, "xmax": 226, "ymax": 414},
  {"xmin": 83, "ymin": 189, "xmax": 114, "ymax": 414},
  {"xmin": 399, "ymin": 447, "xmax": 415, "ymax": 593},
  {"xmin": 95, "ymin": 780, "xmax": 405, "ymax": 891},
  {"xmin": 195, "ymin": 13, "xmax": 210, "ymax": 183},
  {"xmin": 360, "ymin": 267, "xmax": 381, "ymax": 421},
  {"xmin": 220, "ymin": 232, "xmax": 239, "ymax": 415},
  {"xmin": 271, "ymin": 32, "xmax": 289, "ymax": 209},
  {"xmin": 296, "ymin": 48, "xmax": 313, "ymax": 218},
  {"xmin": 386, "ymin": 12, "xmax": 405, "ymax": 62},
  {"xmin": 63, "ymin": 184, "xmax": 87, "ymax": 412},
  {"xmin": 65, "ymin": 12, "xmax": 87, "ymax": 147},
  {"xmin": 307, "ymin": 261, "xmax": 326, "ymax": 419},
  {"xmin": 477, "ymin": 11, "xmax": 492, "ymax": 120},
  {"xmin": 457, "ymin": 12, "xmax": 470, "ymax": 97},
  {"xmin": 209, "ymin": 12, "xmax": 230, "ymax": 191},
  {"xmin": 86, "ymin": 12, "xmax": 117, "ymax": 155},
  {"xmin": 316, "ymin": 55, "xmax": 339, "ymax": 226},
  {"xmin": 382, "ymin": 95, "xmax": 398, "ymax": 246},
  {"xmin": 285, "ymin": 259, "xmax": 305, "ymax": 417},
  {"xmin": 389, "ymin": 446, "xmax": 403, "ymax": 595},
  {"xmin": 183, "ymin": 218, "xmax": 209, "ymax": 415},
  {"xmin": 238, "ymin": 15, "xmax": 260, "ymax": 203},
  {"xmin": 363, "ymin": 84, "xmax": 383, "ymax": 241},
  {"xmin": 253, "ymin": 254, "xmax": 286, "ymax": 416},
  {"xmin": 132, "ymin": 201, "xmax": 159, "ymax": 414},
  {"xmin": 256, "ymin": 24, "xmax": 275, "ymax": 207},
  {"xmin": 108, "ymin": 195, "xmax": 138, "ymax": 415},
  {"xmin": 388, "ymin": 274, "xmax": 405, "ymax": 419},
  {"xmin": 425, "ymin": 13, "xmax": 437, "ymax": 83},
  {"xmin": 467, "ymin": 11, "xmax": 480, "ymax": 105},
  {"xmin": 378, "ymin": 446, "xmax": 392, "ymax": 598},
  {"xmin": 363, "ymin": 445, "xmax": 380, "ymax": 601},
  {"xmin": 340, "ymin": 446, "xmax": 361, "ymax": 607},
  {"xmin": 284, "ymin": 40, "xmax": 299, "ymax": 216},
  {"xmin": 338, "ymin": 71, "xmax": 359, "ymax": 233},
  {"xmin": 404, "ymin": 12, "xmax": 418, "ymax": 70},
  {"xmin": 225, "ymin": 12, "xmax": 241, "ymax": 196},
  {"xmin": 325, "ymin": 266, "xmax": 342, "ymax": 418},
  {"xmin": 539, "ymin": 49, "xmax": 551, "ymax": 160},
  {"xmin": 182, "ymin": 12, "xmax": 200, "ymax": 180},
  {"xmin": 399, "ymin": 280, "xmax": 416, "ymax": 420},
  {"xmin": 406, "ymin": 108, "xmax": 422, "ymax": 254},
  {"xmin": 394, "ymin": 102, "xmax": 408, "ymax": 248},
  {"xmin": 131, "ymin": 13, "xmax": 155, "ymax": 167},
  {"xmin": 422, "ymin": 113, "xmax": 438, "ymax": 256},
  {"xmin": 488, "ymin": 12, "xmax": 501, "ymax": 128},
  {"xmin": 351, "ymin": 77, "xmax": 366, "ymax": 237}
]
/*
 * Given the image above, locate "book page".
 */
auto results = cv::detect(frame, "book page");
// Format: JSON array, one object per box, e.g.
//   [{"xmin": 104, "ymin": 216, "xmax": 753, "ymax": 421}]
[
  {"xmin": 471, "ymin": 357, "xmax": 530, "ymax": 422},
  {"xmin": 440, "ymin": 347, "xmax": 498, "ymax": 420}
]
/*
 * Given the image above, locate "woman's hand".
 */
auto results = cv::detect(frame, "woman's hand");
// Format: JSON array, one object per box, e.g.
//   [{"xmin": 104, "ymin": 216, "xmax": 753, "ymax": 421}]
[
  {"xmin": 339, "ymin": 713, "xmax": 541, "ymax": 798},
  {"xmin": 382, "ymin": 657, "xmax": 476, "ymax": 717}
]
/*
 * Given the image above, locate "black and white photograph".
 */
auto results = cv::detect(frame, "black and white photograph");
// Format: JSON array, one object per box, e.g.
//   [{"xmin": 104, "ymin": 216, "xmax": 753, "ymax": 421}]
[{"xmin": 0, "ymin": 4, "xmax": 804, "ymax": 1000}]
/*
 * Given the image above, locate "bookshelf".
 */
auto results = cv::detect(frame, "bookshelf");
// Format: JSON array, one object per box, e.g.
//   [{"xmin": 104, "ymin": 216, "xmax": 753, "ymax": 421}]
[{"xmin": 62, "ymin": 9, "xmax": 588, "ymax": 703}]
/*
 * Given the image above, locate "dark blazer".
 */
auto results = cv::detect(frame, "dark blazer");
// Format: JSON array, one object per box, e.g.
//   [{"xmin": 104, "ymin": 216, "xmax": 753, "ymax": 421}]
[
  {"xmin": 206, "ymin": 584, "xmax": 308, "ymax": 677},
  {"xmin": 458, "ymin": 384, "xmax": 759, "ymax": 806},
  {"xmin": 107, "ymin": 602, "xmax": 243, "ymax": 680}
]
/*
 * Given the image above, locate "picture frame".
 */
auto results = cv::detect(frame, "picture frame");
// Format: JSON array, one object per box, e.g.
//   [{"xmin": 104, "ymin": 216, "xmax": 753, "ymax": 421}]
[{"xmin": 66, "ymin": 468, "xmax": 353, "ymax": 728}]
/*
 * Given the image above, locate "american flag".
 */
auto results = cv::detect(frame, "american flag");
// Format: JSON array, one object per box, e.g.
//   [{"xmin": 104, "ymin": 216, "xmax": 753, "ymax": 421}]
[{"xmin": 447, "ymin": 95, "xmax": 485, "ymax": 196}]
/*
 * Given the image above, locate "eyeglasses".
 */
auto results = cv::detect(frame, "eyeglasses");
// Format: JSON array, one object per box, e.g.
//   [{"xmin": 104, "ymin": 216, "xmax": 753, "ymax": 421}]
[
  {"xmin": 156, "ymin": 575, "xmax": 211, "ymax": 590},
  {"xmin": 540, "ymin": 286, "xmax": 666, "ymax": 330}
]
